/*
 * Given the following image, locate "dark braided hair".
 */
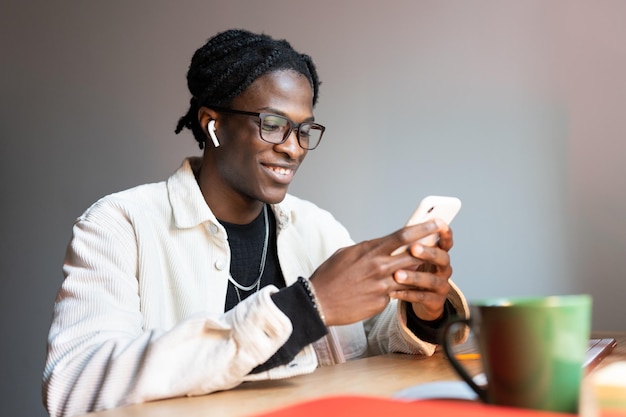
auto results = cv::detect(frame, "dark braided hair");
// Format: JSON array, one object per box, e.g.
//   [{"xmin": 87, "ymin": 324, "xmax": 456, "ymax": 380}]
[{"xmin": 175, "ymin": 29, "xmax": 321, "ymax": 149}]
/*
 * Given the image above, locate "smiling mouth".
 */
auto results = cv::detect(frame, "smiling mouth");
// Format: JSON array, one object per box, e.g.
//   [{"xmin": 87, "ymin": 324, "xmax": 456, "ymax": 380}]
[
  {"xmin": 267, "ymin": 166, "xmax": 293, "ymax": 176},
  {"xmin": 263, "ymin": 163, "xmax": 297, "ymax": 184}
]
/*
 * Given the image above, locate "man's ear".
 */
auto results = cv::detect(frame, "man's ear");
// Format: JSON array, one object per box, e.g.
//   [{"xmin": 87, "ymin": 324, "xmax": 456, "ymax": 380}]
[
  {"xmin": 198, "ymin": 107, "xmax": 221, "ymax": 148},
  {"xmin": 198, "ymin": 106, "xmax": 219, "ymax": 130}
]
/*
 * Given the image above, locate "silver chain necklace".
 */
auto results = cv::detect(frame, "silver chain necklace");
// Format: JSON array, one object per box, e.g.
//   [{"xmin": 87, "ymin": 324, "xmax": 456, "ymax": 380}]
[{"xmin": 227, "ymin": 204, "xmax": 269, "ymax": 303}]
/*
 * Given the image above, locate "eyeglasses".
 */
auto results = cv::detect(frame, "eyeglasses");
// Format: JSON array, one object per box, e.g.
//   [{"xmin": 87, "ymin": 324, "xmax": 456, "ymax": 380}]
[{"xmin": 210, "ymin": 106, "xmax": 325, "ymax": 150}]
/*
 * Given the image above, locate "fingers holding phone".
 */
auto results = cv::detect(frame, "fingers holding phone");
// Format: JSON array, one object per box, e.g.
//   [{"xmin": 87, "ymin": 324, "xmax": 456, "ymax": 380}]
[
  {"xmin": 309, "ymin": 196, "xmax": 461, "ymax": 325},
  {"xmin": 390, "ymin": 196, "xmax": 461, "ymax": 321}
]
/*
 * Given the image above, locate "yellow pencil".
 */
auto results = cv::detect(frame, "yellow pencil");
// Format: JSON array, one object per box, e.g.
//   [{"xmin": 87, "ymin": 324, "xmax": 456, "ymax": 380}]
[{"xmin": 454, "ymin": 353, "xmax": 481, "ymax": 360}]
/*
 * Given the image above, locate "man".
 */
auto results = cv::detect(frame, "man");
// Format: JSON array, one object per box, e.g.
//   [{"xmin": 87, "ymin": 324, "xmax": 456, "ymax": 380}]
[{"xmin": 43, "ymin": 29, "xmax": 468, "ymax": 417}]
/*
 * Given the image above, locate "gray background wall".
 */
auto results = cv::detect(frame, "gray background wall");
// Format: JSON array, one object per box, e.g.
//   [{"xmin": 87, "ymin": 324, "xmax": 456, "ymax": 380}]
[{"xmin": 2, "ymin": 1, "xmax": 625, "ymax": 416}]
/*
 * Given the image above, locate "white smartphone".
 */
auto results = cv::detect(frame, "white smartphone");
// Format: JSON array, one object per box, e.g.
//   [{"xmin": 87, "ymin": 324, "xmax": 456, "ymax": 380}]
[{"xmin": 391, "ymin": 195, "xmax": 462, "ymax": 255}]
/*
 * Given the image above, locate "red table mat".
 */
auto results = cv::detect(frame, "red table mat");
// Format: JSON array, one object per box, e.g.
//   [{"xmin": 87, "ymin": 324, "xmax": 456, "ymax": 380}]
[{"xmin": 253, "ymin": 395, "xmax": 626, "ymax": 417}]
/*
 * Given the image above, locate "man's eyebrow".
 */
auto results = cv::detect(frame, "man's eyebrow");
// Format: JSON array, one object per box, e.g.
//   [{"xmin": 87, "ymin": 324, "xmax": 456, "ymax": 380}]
[{"xmin": 258, "ymin": 107, "xmax": 315, "ymax": 122}]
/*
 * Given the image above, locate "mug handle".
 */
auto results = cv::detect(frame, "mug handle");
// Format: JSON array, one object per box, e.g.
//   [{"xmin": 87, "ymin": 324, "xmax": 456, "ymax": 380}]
[{"xmin": 441, "ymin": 317, "xmax": 488, "ymax": 402}]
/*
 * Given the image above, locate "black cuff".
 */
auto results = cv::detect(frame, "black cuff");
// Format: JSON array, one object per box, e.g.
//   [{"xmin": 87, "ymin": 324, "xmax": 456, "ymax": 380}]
[
  {"xmin": 405, "ymin": 299, "xmax": 455, "ymax": 344},
  {"xmin": 250, "ymin": 279, "xmax": 328, "ymax": 374}
]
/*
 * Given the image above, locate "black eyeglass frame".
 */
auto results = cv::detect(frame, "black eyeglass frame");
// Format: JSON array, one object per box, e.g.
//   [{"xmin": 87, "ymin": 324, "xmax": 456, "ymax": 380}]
[{"xmin": 209, "ymin": 106, "xmax": 325, "ymax": 150}]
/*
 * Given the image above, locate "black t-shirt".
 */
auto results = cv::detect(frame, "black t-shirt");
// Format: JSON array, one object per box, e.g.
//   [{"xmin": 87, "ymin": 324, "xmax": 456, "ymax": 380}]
[{"xmin": 220, "ymin": 205, "xmax": 285, "ymax": 311}]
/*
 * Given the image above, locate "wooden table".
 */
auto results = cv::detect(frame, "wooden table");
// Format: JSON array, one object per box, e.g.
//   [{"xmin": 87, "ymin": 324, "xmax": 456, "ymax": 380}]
[{"xmin": 83, "ymin": 332, "xmax": 625, "ymax": 417}]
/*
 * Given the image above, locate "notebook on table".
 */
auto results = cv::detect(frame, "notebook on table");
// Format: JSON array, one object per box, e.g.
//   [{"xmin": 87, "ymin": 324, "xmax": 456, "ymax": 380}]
[{"xmin": 584, "ymin": 338, "xmax": 617, "ymax": 373}]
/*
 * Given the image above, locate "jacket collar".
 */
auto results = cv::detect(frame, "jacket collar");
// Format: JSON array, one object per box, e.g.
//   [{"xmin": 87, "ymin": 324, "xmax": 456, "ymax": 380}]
[{"xmin": 167, "ymin": 157, "xmax": 293, "ymax": 230}]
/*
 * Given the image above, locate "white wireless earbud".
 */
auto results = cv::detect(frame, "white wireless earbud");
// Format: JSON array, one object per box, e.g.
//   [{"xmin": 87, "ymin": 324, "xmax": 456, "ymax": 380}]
[{"xmin": 208, "ymin": 120, "xmax": 220, "ymax": 148}]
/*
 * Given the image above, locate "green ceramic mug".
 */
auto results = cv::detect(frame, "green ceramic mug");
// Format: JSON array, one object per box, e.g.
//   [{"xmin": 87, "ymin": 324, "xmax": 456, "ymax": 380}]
[{"xmin": 442, "ymin": 295, "xmax": 592, "ymax": 413}]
